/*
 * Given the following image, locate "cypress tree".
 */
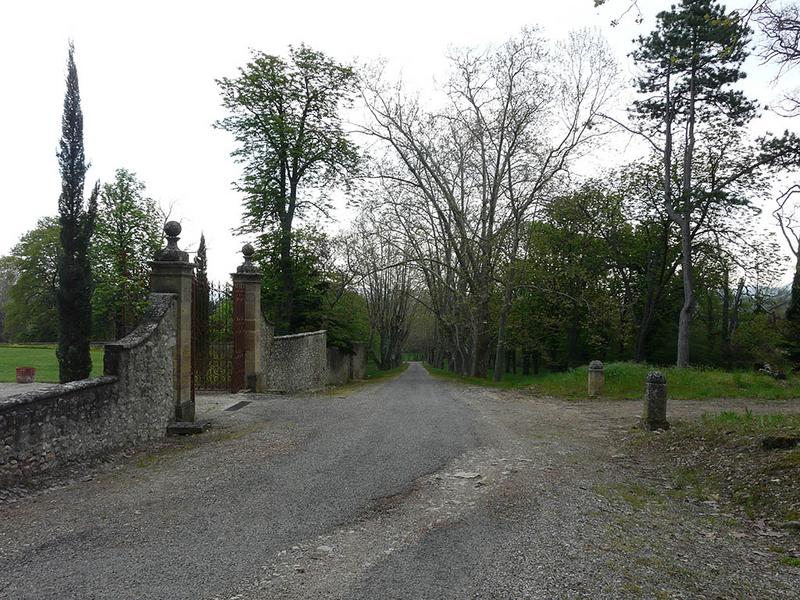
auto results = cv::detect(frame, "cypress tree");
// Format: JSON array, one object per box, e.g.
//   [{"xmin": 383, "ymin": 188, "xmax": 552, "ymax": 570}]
[
  {"xmin": 194, "ymin": 234, "xmax": 210, "ymax": 383},
  {"xmin": 56, "ymin": 42, "xmax": 99, "ymax": 382}
]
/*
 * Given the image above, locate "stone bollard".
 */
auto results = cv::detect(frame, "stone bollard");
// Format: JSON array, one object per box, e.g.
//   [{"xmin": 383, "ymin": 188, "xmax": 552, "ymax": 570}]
[
  {"xmin": 588, "ymin": 360, "xmax": 604, "ymax": 397},
  {"xmin": 642, "ymin": 371, "xmax": 670, "ymax": 431}
]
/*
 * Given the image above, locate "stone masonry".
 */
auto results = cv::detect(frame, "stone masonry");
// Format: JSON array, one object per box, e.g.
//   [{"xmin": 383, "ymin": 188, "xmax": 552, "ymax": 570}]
[{"xmin": 0, "ymin": 294, "xmax": 177, "ymax": 487}]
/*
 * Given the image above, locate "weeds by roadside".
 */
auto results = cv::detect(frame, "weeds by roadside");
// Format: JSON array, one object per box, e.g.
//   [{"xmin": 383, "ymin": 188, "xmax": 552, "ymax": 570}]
[
  {"xmin": 631, "ymin": 409, "xmax": 800, "ymax": 567},
  {"xmin": 423, "ymin": 362, "xmax": 800, "ymax": 400}
]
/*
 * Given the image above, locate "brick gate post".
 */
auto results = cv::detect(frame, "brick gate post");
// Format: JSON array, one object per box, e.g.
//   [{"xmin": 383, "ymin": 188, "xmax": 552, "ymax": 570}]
[
  {"xmin": 150, "ymin": 221, "xmax": 196, "ymax": 422},
  {"xmin": 232, "ymin": 244, "xmax": 264, "ymax": 392}
]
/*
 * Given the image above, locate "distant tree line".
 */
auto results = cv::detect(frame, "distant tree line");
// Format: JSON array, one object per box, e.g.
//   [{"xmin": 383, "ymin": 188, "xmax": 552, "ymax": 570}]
[{"xmin": 3, "ymin": 0, "xmax": 798, "ymax": 382}]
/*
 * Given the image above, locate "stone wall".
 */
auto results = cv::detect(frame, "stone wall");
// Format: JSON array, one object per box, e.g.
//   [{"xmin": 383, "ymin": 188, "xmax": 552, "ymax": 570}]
[
  {"xmin": 263, "ymin": 328, "xmax": 327, "ymax": 393},
  {"xmin": 350, "ymin": 342, "xmax": 367, "ymax": 380},
  {"xmin": 326, "ymin": 347, "xmax": 350, "ymax": 386},
  {"xmin": 0, "ymin": 294, "xmax": 176, "ymax": 488}
]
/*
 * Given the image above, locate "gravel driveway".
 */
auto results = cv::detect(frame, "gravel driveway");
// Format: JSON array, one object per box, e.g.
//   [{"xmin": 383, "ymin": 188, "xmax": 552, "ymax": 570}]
[{"xmin": 1, "ymin": 362, "xmax": 798, "ymax": 599}]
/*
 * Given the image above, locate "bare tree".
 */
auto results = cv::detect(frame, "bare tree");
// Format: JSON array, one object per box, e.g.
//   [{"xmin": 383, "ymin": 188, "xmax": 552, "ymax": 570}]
[
  {"xmin": 774, "ymin": 184, "xmax": 800, "ymax": 318},
  {"xmin": 342, "ymin": 201, "xmax": 415, "ymax": 369},
  {"xmin": 360, "ymin": 28, "xmax": 618, "ymax": 378}
]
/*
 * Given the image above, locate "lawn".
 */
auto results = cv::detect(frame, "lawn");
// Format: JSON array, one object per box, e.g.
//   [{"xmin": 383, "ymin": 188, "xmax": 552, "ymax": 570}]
[
  {"xmin": 424, "ymin": 361, "xmax": 800, "ymax": 400},
  {"xmin": 0, "ymin": 344, "xmax": 105, "ymax": 383}
]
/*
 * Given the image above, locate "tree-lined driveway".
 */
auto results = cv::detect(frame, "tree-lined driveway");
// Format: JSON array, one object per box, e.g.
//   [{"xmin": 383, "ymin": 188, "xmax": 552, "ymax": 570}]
[{"xmin": 1, "ymin": 363, "xmax": 797, "ymax": 599}]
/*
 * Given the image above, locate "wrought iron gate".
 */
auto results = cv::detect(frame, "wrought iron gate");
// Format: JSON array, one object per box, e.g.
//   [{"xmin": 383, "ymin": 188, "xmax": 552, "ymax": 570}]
[{"xmin": 192, "ymin": 278, "xmax": 233, "ymax": 392}]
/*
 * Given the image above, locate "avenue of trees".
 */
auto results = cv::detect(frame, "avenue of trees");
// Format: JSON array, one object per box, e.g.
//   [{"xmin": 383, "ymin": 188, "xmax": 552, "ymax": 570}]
[
  {"xmin": 1, "ymin": 0, "xmax": 798, "ymax": 381},
  {"xmin": 216, "ymin": 0, "xmax": 799, "ymax": 376}
]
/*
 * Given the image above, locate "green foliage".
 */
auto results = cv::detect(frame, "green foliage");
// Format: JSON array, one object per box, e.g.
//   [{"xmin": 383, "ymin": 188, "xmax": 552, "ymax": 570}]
[
  {"xmin": 700, "ymin": 409, "xmax": 798, "ymax": 430},
  {"xmin": 216, "ymin": 45, "xmax": 360, "ymax": 332},
  {"xmin": 730, "ymin": 312, "xmax": 787, "ymax": 368},
  {"xmin": 0, "ymin": 344, "xmax": 103, "ymax": 382},
  {"xmin": 91, "ymin": 169, "xmax": 162, "ymax": 339},
  {"xmin": 0, "ymin": 257, "xmax": 14, "ymax": 342},
  {"xmin": 632, "ymin": 0, "xmax": 755, "ymax": 127},
  {"xmin": 425, "ymin": 361, "xmax": 800, "ymax": 400},
  {"xmin": 56, "ymin": 43, "xmax": 98, "ymax": 382},
  {"xmin": 255, "ymin": 227, "xmax": 328, "ymax": 334},
  {"xmin": 3, "ymin": 218, "xmax": 61, "ymax": 342},
  {"xmin": 365, "ymin": 360, "xmax": 408, "ymax": 381},
  {"xmin": 325, "ymin": 289, "xmax": 370, "ymax": 350}
]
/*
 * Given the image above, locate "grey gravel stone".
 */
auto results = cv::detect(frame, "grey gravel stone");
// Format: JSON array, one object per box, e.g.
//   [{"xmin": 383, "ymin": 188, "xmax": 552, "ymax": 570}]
[{"xmin": 1, "ymin": 363, "xmax": 798, "ymax": 599}]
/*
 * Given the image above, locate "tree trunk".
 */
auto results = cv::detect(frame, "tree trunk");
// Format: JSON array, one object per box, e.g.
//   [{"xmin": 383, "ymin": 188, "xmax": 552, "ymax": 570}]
[
  {"xmin": 566, "ymin": 308, "xmax": 580, "ymax": 368},
  {"xmin": 279, "ymin": 226, "xmax": 294, "ymax": 333},
  {"xmin": 492, "ymin": 285, "xmax": 513, "ymax": 382},
  {"xmin": 676, "ymin": 226, "xmax": 695, "ymax": 368},
  {"xmin": 721, "ymin": 266, "xmax": 732, "ymax": 370}
]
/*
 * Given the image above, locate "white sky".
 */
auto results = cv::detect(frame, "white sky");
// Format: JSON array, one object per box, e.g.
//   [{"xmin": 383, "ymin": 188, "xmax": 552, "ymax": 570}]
[{"xmin": 0, "ymin": 0, "xmax": 796, "ymax": 281}]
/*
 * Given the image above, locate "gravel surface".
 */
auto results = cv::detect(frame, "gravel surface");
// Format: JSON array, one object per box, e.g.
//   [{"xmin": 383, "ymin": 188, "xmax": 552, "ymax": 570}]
[{"xmin": 1, "ymin": 362, "xmax": 798, "ymax": 599}]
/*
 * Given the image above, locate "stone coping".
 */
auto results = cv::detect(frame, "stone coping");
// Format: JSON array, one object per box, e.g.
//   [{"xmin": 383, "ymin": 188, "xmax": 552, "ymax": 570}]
[
  {"xmin": 0, "ymin": 293, "xmax": 176, "ymax": 412},
  {"xmin": 104, "ymin": 293, "xmax": 175, "ymax": 352},
  {"xmin": 0, "ymin": 376, "xmax": 118, "ymax": 410},
  {"xmin": 272, "ymin": 330, "xmax": 327, "ymax": 341}
]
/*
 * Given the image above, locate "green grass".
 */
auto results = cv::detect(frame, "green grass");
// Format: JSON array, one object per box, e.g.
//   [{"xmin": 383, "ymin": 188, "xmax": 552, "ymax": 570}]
[
  {"xmin": 423, "ymin": 361, "xmax": 800, "ymax": 400},
  {"xmin": 324, "ymin": 360, "xmax": 409, "ymax": 396},
  {"xmin": 701, "ymin": 409, "xmax": 798, "ymax": 430},
  {"xmin": 365, "ymin": 360, "xmax": 409, "ymax": 381},
  {"xmin": 779, "ymin": 556, "xmax": 800, "ymax": 568},
  {"xmin": 640, "ymin": 409, "xmax": 800, "ymax": 523},
  {"xmin": 0, "ymin": 344, "xmax": 104, "ymax": 383},
  {"xmin": 423, "ymin": 365, "xmax": 535, "ymax": 389}
]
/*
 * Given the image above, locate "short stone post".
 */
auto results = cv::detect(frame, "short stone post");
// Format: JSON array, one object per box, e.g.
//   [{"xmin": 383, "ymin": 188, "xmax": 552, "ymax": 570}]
[
  {"xmin": 150, "ymin": 221, "xmax": 195, "ymax": 423},
  {"xmin": 588, "ymin": 360, "xmax": 604, "ymax": 398},
  {"xmin": 642, "ymin": 371, "xmax": 670, "ymax": 431},
  {"xmin": 232, "ymin": 244, "xmax": 264, "ymax": 392}
]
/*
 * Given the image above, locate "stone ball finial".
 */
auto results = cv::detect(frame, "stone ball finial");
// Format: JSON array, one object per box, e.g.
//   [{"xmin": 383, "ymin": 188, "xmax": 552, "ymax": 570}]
[
  {"xmin": 589, "ymin": 360, "xmax": 604, "ymax": 371},
  {"xmin": 236, "ymin": 242, "xmax": 261, "ymax": 274},
  {"xmin": 164, "ymin": 221, "xmax": 182, "ymax": 237},
  {"xmin": 646, "ymin": 371, "xmax": 666, "ymax": 385},
  {"xmin": 154, "ymin": 220, "xmax": 190, "ymax": 262}
]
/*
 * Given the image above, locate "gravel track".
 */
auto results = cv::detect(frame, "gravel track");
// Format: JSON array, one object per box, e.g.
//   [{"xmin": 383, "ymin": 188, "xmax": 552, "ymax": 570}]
[{"xmin": 1, "ymin": 362, "xmax": 798, "ymax": 599}]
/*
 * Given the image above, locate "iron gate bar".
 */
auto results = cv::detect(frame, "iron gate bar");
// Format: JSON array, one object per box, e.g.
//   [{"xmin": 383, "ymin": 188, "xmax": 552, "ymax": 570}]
[
  {"xmin": 192, "ymin": 279, "xmax": 233, "ymax": 391},
  {"xmin": 232, "ymin": 282, "xmax": 246, "ymax": 392}
]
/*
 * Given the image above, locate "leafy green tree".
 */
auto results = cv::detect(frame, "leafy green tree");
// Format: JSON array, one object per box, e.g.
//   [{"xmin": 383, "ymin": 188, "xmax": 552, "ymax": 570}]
[
  {"xmin": 254, "ymin": 226, "xmax": 329, "ymax": 334},
  {"xmin": 193, "ymin": 233, "xmax": 211, "ymax": 377},
  {"xmin": 0, "ymin": 256, "xmax": 16, "ymax": 342},
  {"xmin": 215, "ymin": 45, "xmax": 360, "ymax": 332},
  {"xmin": 631, "ymin": 0, "xmax": 788, "ymax": 367},
  {"xmin": 56, "ymin": 43, "xmax": 98, "ymax": 381},
  {"xmin": 3, "ymin": 218, "xmax": 61, "ymax": 342},
  {"xmin": 91, "ymin": 169, "xmax": 162, "ymax": 340}
]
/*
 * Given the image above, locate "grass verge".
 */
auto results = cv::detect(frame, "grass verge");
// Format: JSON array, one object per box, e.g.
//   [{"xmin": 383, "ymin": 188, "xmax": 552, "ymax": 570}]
[
  {"xmin": 325, "ymin": 361, "xmax": 409, "ymax": 396},
  {"xmin": 0, "ymin": 344, "xmax": 104, "ymax": 383},
  {"xmin": 635, "ymin": 409, "xmax": 800, "ymax": 524},
  {"xmin": 424, "ymin": 361, "xmax": 800, "ymax": 400}
]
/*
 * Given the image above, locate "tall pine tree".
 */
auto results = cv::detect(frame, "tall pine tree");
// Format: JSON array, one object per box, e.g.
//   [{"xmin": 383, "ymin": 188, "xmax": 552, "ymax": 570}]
[
  {"xmin": 632, "ymin": 0, "xmax": 756, "ymax": 367},
  {"xmin": 56, "ymin": 42, "xmax": 99, "ymax": 382}
]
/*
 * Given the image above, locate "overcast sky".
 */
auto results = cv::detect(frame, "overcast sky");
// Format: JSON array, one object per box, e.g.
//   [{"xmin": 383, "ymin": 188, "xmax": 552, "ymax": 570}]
[{"xmin": 1, "ymin": 0, "xmax": 795, "ymax": 281}]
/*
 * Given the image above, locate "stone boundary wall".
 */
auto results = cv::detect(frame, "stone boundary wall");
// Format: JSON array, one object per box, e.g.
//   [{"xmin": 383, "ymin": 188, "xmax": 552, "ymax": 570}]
[
  {"xmin": 0, "ymin": 294, "xmax": 177, "ymax": 488},
  {"xmin": 350, "ymin": 342, "xmax": 366, "ymax": 380},
  {"xmin": 325, "ymin": 343, "xmax": 367, "ymax": 385},
  {"xmin": 326, "ymin": 347, "xmax": 350, "ymax": 386},
  {"xmin": 263, "ymin": 328, "xmax": 327, "ymax": 393}
]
